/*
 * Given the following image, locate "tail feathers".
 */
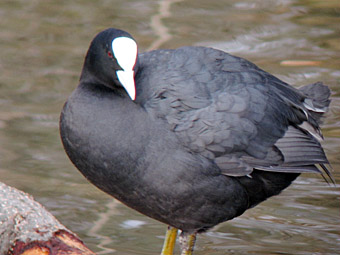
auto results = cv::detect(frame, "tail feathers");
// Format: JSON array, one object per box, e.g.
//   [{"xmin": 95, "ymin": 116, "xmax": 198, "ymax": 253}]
[
  {"xmin": 294, "ymin": 83, "xmax": 333, "ymax": 183},
  {"xmin": 299, "ymin": 82, "xmax": 331, "ymax": 124}
]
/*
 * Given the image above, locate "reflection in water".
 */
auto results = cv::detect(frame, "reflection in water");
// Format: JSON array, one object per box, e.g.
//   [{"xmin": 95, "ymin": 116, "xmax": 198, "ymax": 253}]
[
  {"xmin": 0, "ymin": 0, "xmax": 339, "ymax": 254},
  {"xmin": 87, "ymin": 200, "xmax": 120, "ymax": 254},
  {"xmin": 148, "ymin": 0, "xmax": 184, "ymax": 51}
]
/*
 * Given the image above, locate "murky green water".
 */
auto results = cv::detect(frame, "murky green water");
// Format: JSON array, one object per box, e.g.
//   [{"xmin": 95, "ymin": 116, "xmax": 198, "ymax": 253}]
[{"xmin": 1, "ymin": 0, "xmax": 339, "ymax": 254}]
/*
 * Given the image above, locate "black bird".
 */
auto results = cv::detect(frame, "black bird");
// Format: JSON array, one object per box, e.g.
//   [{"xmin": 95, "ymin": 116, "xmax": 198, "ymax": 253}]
[{"xmin": 60, "ymin": 28, "xmax": 332, "ymax": 255}]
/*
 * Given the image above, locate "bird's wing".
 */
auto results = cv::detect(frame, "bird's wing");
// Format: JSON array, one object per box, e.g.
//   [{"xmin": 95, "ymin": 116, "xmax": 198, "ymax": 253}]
[{"xmin": 137, "ymin": 47, "xmax": 330, "ymax": 177}]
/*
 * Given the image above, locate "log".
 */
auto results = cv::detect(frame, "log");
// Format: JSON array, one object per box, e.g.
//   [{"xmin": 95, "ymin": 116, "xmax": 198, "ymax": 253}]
[{"xmin": 0, "ymin": 182, "xmax": 95, "ymax": 255}]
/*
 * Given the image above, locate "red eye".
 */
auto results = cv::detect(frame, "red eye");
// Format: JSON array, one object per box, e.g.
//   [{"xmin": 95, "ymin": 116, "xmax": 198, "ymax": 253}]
[{"xmin": 108, "ymin": 51, "xmax": 113, "ymax": 58}]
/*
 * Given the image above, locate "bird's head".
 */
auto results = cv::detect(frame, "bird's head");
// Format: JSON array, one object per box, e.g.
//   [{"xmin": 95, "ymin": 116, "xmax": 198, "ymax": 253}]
[{"xmin": 81, "ymin": 28, "xmax": 138, "ymax": 100}]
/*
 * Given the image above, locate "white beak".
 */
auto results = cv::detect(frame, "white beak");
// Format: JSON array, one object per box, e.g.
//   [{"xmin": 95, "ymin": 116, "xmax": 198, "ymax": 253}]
[{"xmin": 116, "ymin": 70, "xmax": 136, "ymax": 101}]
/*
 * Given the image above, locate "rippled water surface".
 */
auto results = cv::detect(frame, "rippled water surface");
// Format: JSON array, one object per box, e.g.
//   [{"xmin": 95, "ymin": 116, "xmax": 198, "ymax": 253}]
[{"xmin": 1, "ymin": 0, "xmax": 339, "ymax": 254}]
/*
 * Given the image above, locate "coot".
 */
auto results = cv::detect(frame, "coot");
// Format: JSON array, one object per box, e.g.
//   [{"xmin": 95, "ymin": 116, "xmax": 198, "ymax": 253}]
[{"xmin": 60, "ymin": 28, "xmax": 332, "ymax": 255}]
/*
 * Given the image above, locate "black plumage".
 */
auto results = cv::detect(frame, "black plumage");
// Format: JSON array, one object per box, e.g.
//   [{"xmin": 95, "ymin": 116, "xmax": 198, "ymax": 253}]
[{"xmin": 60, "ymin": 28, "xmax": 331, "ymax": 254}]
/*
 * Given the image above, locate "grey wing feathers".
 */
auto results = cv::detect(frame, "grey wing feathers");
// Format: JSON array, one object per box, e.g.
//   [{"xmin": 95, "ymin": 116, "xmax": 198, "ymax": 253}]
[
  {"xmin": 257, "ymin": 125, "xmax": 333, "ymax": 183},
  {"xmin": 257, "ymin": 126, "xmax": 328, "ymax": 170}
]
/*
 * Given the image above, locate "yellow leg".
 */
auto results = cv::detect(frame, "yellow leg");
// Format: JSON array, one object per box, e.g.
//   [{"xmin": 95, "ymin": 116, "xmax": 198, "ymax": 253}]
[
  {"xmin": 179, "ymin": 231, "xmax": 197, "ymax": 255},
  {"xmin": 161, "ymin": 226, "xmax": 178, "ymax": 255}
]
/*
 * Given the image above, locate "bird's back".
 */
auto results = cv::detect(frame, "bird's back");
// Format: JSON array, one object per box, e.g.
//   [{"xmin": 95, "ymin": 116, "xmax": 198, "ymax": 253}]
[{"xmin": 136, "ymin": 47, "xmax": 329, "ymax": 170}]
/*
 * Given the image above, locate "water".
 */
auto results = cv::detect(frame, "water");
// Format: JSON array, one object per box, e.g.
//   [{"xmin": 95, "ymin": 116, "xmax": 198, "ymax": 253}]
[{"xmin": 0, "ymin": 0, "xmax": 339, "ymax": 254}]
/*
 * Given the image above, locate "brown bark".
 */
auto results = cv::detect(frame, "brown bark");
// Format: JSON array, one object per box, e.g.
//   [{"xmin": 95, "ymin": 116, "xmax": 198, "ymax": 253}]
[{"xmin": 0, "ymin": 182, "xmax": 95, "ymax": 255}]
